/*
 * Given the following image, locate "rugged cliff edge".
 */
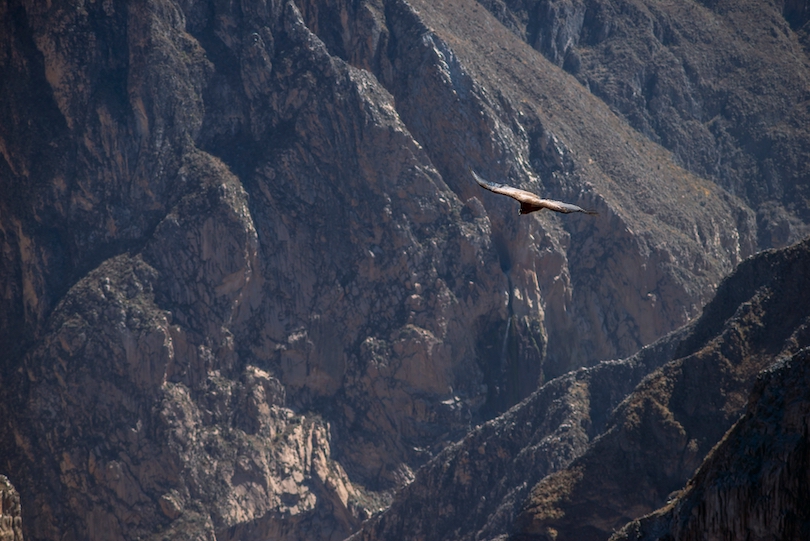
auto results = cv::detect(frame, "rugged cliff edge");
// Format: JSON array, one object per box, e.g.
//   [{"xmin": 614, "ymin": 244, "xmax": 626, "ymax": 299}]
[
  {"xmin": 348, "ymin": 324, "xmax": 689, "ymax": 541},
  {"xmin": 0, "ymin": 476, "xmax": 23, "ymax": 541},
  {"xmin": 1, "ymin": 0, "xmax": 809, "ymax": 540}
]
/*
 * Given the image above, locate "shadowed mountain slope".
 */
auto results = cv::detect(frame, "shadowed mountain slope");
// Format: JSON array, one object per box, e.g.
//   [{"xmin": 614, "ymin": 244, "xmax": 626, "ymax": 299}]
[
  {"xmin": 514, "ymin": 236, "xmax": 810, "ymax": 541},
  {"xmin": 612, "ymin": 347, "xmax": 810, "ymax": 541}
]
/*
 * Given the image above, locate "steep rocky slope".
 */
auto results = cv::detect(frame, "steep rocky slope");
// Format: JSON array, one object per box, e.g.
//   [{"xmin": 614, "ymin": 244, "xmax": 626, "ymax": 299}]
[
  {"xmin": 350, "ymin": 235, "xmax": 810, "ymax": 541},
  {"xmin": 515, "ymin": 236, "xmax": 810, "ymax": 540},
  {"xmin": 348, "ymin": 324, "xmax": 689, "ymax": 541},
  {"xmin": 0, "ymin": 0, "xmax": 808, "ymax": 540},
  {"xmin": 612, "ymin": 348, "xmax": 810, "ymax": 541}
]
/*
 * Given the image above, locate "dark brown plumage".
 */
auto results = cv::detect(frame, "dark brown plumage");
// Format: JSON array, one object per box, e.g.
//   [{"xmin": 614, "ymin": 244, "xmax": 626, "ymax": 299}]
[{"xmin": 472, "ymin": 170, "xmax": 598, "ymax": 216}]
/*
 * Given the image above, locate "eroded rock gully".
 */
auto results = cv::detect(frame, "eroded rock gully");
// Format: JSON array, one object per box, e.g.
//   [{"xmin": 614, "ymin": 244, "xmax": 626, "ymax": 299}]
[{"xmin": 0, "ymin": 0, "xmax": 807, "ymax": 540}]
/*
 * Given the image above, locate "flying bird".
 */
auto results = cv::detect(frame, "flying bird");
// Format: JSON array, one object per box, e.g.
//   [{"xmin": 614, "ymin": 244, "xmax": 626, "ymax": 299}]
[{"xmin": 472, "ymin": 170, "xmax": 597, "ymax": 216}]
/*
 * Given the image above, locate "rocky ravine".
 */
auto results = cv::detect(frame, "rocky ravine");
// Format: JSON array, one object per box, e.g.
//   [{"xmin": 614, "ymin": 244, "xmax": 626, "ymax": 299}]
[{"xmin": 0, "ymin": 0, "xmax": 808, "ymax": 540}]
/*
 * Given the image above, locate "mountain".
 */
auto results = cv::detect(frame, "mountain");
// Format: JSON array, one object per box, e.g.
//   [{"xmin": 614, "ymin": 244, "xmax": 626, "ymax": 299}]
[
  {"xmin": 485, "ymin": 0, "xmax": 810, "ymax": 247},
  {"xmin": 0, "ymin": 0, "xmax": 808, "ymax": 540}
]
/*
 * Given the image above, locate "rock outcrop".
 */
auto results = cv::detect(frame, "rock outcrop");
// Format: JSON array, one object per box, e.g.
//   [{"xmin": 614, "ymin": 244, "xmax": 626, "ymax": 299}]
[
  {"xmin": 480, "ymin": 0, "xmax": 810, "ymax": 248},
  {"xmin": 515, "ymin": 236, "xmax": 810, "ymax": 540},
  {"xmin": 0, "ymin": 0, "xmax": 808, "ymax": 540},
  {"xmin": 348, "ymin": 325, "xmax": 689, "ymax": 541},
  {"xmin": 0, "ymin": 476, "xmax": 23, "ymax": 541}
]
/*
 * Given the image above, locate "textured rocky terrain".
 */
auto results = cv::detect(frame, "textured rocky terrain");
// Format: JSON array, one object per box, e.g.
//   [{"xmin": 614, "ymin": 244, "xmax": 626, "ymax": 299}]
[
  {"xmin": 482, "ymin": 0, "xmax": 810, "ymax": 247},
  {"xmin": 513, "ymin": 235, "xmax": 810, "ymax": 540},
  {"xmin": 0, "ymin": 476, "xmax": 23, "ymax": 541},
  {"xmin": 351, "ymin": 236, "xmax": 810, "ymax": 541},
  {"xmin": 612, "ymin": 347, "xmax": 810, "ymax": 541},
  {"xmin": 348, "ymin": 325, "xmax": 689, "ymax": 541},
  {"xmin": 0, "ymin": 0, "xmax": 808, "ymax": 540}
]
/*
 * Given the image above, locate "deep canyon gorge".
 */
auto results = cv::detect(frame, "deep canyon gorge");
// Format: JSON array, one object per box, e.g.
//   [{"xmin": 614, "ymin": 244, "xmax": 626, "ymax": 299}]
[{"xmin": 1, "ymin": 0, "xmax": 809, "ymax": 539}]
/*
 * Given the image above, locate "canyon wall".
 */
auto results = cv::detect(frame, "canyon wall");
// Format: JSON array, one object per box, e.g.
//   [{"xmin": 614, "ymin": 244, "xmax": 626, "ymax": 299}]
[
  {"xmin": 612, "ymin": 348, "xmax": 810, "ymax": 541},
  {"xmin": 351, "ymin": 236, "xmax": 810, "ymax": 541},
  {"xmin": 1, "ymin": 0, "xmax": 808, "ymax": 540},
  {"xmin": 514, "ymin": 236, "xmax": 810, "ymax": 540}
]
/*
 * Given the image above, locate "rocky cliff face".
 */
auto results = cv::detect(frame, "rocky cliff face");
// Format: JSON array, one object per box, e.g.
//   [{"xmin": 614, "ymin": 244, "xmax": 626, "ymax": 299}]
[
  {"xmin": 480, "ymin": 0, "xmax": 810, "ymax": 248},
  {"xmin": 612, "ymin": 348, "xmax": 810, "ymax": 541},
  {"xmin": 351, "ymin": 236, "xmax": 810, "ymax": 541},
  {"xmin": 348, "ymin": 324, "xmax": 690, "ymax": 541},
  {"xmin": 0, "ymin": 0, "xmax": 808, "ymax": 540},
  {"xmin": 513, "ymin": 236, "xmax": 810, "ymax": 541}
]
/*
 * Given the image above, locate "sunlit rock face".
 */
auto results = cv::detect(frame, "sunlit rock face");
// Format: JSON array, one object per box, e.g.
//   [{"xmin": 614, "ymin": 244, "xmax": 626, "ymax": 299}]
[{"xmin": 1, "ymin": 0, "xmax": 807, "ymax": 539}]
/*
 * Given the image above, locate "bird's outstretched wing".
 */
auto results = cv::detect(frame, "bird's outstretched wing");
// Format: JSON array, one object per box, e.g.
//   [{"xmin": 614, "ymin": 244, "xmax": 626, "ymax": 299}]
[{"xmin": 472, "ymin": 170, "xmax": 597, "ymax": 215}]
